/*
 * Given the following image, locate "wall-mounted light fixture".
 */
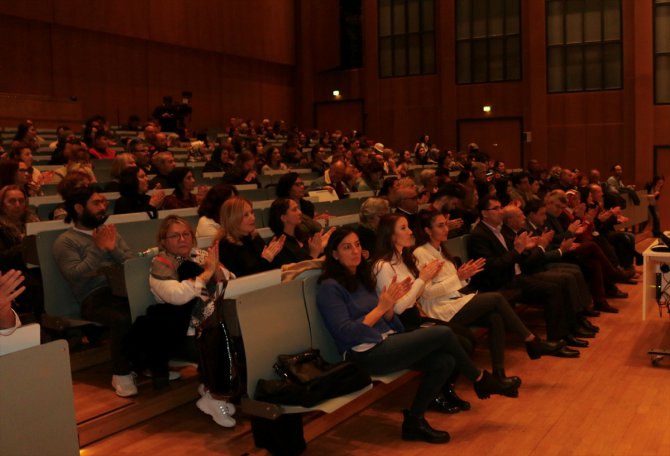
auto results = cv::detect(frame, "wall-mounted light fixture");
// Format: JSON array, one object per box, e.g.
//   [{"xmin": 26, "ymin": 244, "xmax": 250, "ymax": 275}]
[
  {"xmin": 333, "ymin": 90, "xmax": 341, "ymax": 98},
  {"xmin": 482, "ymin": 105, "xmax": 492, "ymax": 113}
]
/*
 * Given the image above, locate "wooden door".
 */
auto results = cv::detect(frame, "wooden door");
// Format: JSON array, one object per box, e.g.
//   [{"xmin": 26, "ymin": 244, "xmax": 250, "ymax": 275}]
[
  {"xmin": 457, "ymin": 118, "xmax": 523, "ymax": 168},
  {"xmin": 314, "ymin": 100, "xmax": 364, "ymax": 134}
]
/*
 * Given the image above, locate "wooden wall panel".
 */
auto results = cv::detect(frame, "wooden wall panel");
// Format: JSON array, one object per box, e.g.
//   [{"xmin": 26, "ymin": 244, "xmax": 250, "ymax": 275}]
[
  {"xmin": 311, "ymin": 0, "xmax": 340, "ymax": 72},
  {"xmin": 0, "ymin": 1, "xmax": 296, "ymax": 131},
  {"xmin": 52, "ymin": 1, "xmax": 150, "ymax": 41},
  {"xmin": 0, "ymin": 16, "xmax": 53, "ymax": 96},
  {"xmin": 0, "ymin": 0, "xmax": 54, "ymax": 22}
]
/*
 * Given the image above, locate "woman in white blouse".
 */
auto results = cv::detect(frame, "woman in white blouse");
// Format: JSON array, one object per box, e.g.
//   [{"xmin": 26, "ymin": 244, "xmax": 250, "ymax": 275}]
[
  {"xmin": 373, "ymin": 213, "xmax": 562, "ymax": 399},
  {"xmin": 412, "ymin": 211, "xmax": 564, "ymax": 378}
]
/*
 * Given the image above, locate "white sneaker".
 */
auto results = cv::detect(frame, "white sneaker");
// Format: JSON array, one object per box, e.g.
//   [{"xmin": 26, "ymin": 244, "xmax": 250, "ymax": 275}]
[
  {"xmin": 141, "ymin": 369, "xmax": 182, "ymax": 381},
  {"xmin": 196, "ymin": 392, "xmax": 236, "ymax": 427},
  {"xmin": 112, "ymin": 373, "xmax": 138, "ymax": 397},
  {"xmin": 197, "ymin": 384, "xmax": 236, "ymax": 414}
]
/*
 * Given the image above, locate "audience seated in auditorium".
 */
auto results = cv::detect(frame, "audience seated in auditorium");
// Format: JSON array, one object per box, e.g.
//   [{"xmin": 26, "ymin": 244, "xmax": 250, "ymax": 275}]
[
  {"xmin": 309, "ymin": 159, "xmax": 350, "ymax": 199},
  {"xmin": 104, "ymin": 153, "xmax": 136, "ymax": 192},
  {"xmin": 127, "ymin": 139, "xmax": 152, "ymax": 174},
  {"xmin": 52, "ymin": 140, "xmax": 97, "ymax": 185},
  {"xmin": 11, "ymin": 122, "xmax": 40, "ymax": 152},
  {"xmin": 316, "ymin": 227, "xmax": 516, "ymax": 444},
  {"xmin": 356, "ymin": 197, "xmax": 390, "ymax": 256},
  {"xmin": 217, "ymin": 197, "xmax": 285, "ymax": 277},
  {"xmin": 114, "ymin": 167, "xmax": 166, "ymax": 218},
  {"xmin": 0, "ymin": 159, "xmax": 42, "ymax": 197},
  {"xmin": 202, "ymin": 145, "xmax": 233, "ymax": 173},
  {"xmin": 9, "ymin": 144, "xmax": 51, "ymax": 189},
  {"xmin": 195, "ymin": 184, "xmax": 238, "ymax": 238},
  {"xmin": 394, "ymin": 178, "xmax": 421, "ymax": 230},
  {"xmin": 88, "ymin": 130, "xmax": 116, "ymax": 160},
  {"xmin": 149, "ymin": 152, "xmax": 176, "ymax": 189},
  {"xmin": 413, "ymin": 210, "xmax": 561, "ymax": 372},
  {"xmin": 53, "ymin": 187, "xmax": 136, "ymax": 397},
  {"xmin": 162, "ymin": 167, "xmax": 205, "ymax": 210},
  {"xmin": 261, "ymin": 146, "xmax": 288, "ymax": 175},
  {"xmin": 268, "ymin": 198, "xmax": 333, "ymax": 267},
  {"xmin": 310, "ymin": 144, "xmax": 328, "ymax": 176},
  {"xmin": 467, "ymin": 196, "xmax": 580, "ymax": 357},
  {"xmin": 501, "ymin": 204, "xmax": 599, "ymax": 343},
  {"xmin": 357, "ymin": 159, "xmax": 385, "ymax": 194},
  {"xmin": 221, "ymin": 150, "xmax": 260, "ymax": 188}
]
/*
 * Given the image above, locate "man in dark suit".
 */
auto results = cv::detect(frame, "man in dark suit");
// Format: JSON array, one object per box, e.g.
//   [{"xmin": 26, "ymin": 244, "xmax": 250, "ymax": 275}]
[
  {"xmin": 502, "ymin": 204, "xmax": 599, "ymax": 343},
  {"xmin": 467, "ymin": 196, "xmax": 579, "ymax": 357},
  {"xmin": 544, "ymin": 189, "xmax": 633, "ymax": 310}
]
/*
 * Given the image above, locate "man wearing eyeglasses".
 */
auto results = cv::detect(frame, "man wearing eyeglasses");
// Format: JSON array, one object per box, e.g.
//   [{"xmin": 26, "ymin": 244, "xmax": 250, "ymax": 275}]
[
  {"xmin": 53, "ymin": 186, "xmax": 137, "ymax": 396},
  {"xmin": 467, "ymin": 195, "xmax": 579, "ymax": 358}
]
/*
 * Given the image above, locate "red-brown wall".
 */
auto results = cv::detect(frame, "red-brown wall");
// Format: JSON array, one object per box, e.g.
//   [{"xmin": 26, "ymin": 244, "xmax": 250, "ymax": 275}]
[{"xmin": 0, "ymin": 0, "xmax": 296, "ymax": 130}]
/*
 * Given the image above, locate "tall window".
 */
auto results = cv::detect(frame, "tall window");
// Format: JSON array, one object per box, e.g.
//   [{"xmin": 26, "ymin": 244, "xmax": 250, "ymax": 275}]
[
  {"xmin": 546, "ymin": 0, "xmax": 622, "ymax": 93},
  {"xmin": 455, "ymin": 0, "xmax": 521, "ymax": 84},
  {"xmin": 655, "ymin": 0, "xmax": 670, "ymax": 103},
  {"xmin": 378, "ymin": 0, "xmax": 436, "ymax": 78}
]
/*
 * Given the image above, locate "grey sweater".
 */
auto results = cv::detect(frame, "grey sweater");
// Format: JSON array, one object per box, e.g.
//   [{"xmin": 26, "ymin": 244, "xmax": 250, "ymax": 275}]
[{"xmin": 52, "ymin": 227, "xmax": 135, "ymax": 303}]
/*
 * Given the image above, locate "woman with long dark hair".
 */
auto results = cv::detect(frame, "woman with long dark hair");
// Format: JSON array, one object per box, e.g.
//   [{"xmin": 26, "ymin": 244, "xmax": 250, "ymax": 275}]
[
  {"xmin": 317, "ymin": 227, "xmax": 515, "ymax": 444},
  {"xmin": 268, "ymin": 198, "xmax": 333, "ymax": 267},
  {"xmin": 115, "ymin": 167, "xmax": 165, "ymax": 217},
  {"xmin": 412, "ymin": 211, "xmax": 563, "ymax": 380},
  {"xmin": 163, "ymin": 167, "xmax": 206, "ymax": 209}
]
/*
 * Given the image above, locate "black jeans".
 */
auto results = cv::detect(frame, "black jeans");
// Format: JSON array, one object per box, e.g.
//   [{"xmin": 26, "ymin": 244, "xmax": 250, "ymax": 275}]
[
  {"xmin": 347, "ymin": 325, "xmax": 480, "ymax": 417},
  {"xmin": 450, "ymin": 292, "xmax": 532, "ymax": 370},
  {"xmin": 81, "ymin": 287, "xmax": 132, "ymax": 375}
]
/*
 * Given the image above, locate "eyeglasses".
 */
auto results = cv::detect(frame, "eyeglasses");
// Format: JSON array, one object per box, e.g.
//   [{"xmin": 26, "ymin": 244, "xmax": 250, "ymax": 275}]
[
  {"xmin": 484, "ymin": 205, "xmax": 502, "ymax": 211},
  {"xmin": 166, "ymin": 232, "xmax": 193, "ymax": 241}
]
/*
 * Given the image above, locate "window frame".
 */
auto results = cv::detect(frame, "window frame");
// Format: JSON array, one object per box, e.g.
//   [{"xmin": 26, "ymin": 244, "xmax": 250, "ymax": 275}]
[
  {"xmin": 378, "ymin": 0, "xmax": 437, "ymax": 78},
  {"xmin": 454, "ymin": 0, "xmax": 523, "ymax": 85},
  {"xmin": 545, "ymin": 0, "xmax": 623, "ymax": 94}
]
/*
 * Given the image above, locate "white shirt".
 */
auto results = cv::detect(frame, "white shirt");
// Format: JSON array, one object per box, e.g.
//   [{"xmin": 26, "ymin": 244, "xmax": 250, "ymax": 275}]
[
  {"xmin": 0, "ymin": 309, "xmax": 21, "ymax": 336},
  {"xmin": 413, "ymin": 243, "xmax": 475, "ymax": 322},
  {"xmin": 373, "ymin": 255, "xmax": 425, "ymax": 314}
]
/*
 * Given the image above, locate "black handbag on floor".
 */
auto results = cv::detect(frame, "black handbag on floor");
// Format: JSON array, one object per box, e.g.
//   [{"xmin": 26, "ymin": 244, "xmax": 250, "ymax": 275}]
[{"xmin": 255, "ymin": 348, "xmax": 371, "ymax": 407}]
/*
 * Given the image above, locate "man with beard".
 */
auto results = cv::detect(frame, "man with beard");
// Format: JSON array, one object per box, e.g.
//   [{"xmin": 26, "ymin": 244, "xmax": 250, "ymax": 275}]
[{"xmin": 53, "ymin": 186, "xmax": 136, "ymax": 397}]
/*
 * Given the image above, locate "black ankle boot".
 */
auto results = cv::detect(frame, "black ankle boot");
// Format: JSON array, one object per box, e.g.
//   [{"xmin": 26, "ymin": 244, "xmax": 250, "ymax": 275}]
[
  {"xmin": 401, "ymin": 409, "xmax": 450, "ymax": 444},
  {"xmin": 474, "ymin": 370, "xmax": 519, "ymax": 399},
  {"xmin": 442, "ymin": 385, "xmax": 471, "ymax": 411},
  {"xmin": 492, "ymin": 368, "xmax": 521, "ymax": 397},
  {"xmin": 429, "ymin": 394, "xmax": 461, "ymax": 414}
]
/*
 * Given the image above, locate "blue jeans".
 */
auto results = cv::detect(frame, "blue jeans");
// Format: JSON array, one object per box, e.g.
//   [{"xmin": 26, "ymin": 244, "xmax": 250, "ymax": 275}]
[{"xmin": 347, "ymin": 325, "xmax": 480, "ymax": 416}]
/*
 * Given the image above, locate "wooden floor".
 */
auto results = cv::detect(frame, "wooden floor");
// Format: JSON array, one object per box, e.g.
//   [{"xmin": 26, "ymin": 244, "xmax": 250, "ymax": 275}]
[{"xmin": 82, "ymin": 238, "xmax": 670, "ymax": 456}]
